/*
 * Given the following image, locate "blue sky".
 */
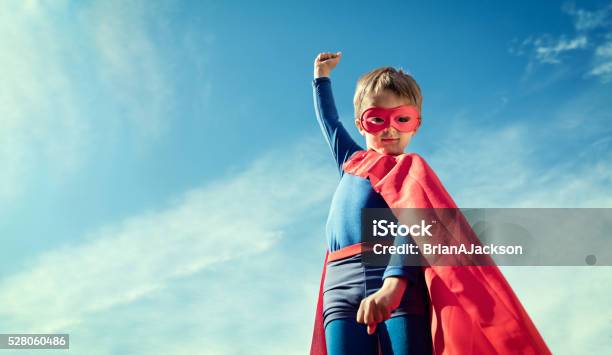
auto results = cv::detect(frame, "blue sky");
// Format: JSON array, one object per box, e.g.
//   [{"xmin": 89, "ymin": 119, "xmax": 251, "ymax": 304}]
[{"xmin": 1, "ymin": 0, "xmax": 611, "ymax": 354}]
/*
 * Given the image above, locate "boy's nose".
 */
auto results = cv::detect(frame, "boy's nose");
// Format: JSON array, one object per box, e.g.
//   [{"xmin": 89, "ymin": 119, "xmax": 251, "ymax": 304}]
[{"xmin": 383, "ymin": 126, "xmax": 399, "ymax": 136}]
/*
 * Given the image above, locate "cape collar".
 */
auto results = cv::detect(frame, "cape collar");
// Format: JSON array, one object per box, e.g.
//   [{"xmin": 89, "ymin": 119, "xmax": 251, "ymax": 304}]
[{"xmin": 341, "ymin": 149, "xmax": 457, "ymax": 209}]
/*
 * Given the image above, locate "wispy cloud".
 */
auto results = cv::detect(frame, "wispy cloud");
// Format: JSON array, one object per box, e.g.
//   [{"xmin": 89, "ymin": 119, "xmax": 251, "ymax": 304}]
[
  {"xmin": 0, "ymin": 138, "xmax": 336, "ymax": 354},
  {"xmin": 535, "ymin": 35, "xmax": 588, "ymax": 64},
  {"xmin": 0, "ymin": 0, "xmax": 211, "ymax": 206},
  {"xmin": 0, "ymin": 1, "xmax": 88, "ymax": 202},
  {"xmin": 510, "ymin": 34, "xmax": 588, "ymax": 65},
  {"xmin": 588, "ymin": 33, "xmax": 612, "ymax": 82},
  {"xmin": 509, "ymin": 2, "xmax": 612, "ymax": 84},
  {"xmin": 429, "ymin": 83, "xmax": 611, "ymax": 209},
  {"xmin": 562, "ymin": 2, "xmax": 612, "ymax": 31},
  {"xmin": 500, "ymin": 265, "xmax": 612, "ymax": 354},
  {"xmin": 84, "ymin": 0, "xmax": 180, "ymax": 138}
]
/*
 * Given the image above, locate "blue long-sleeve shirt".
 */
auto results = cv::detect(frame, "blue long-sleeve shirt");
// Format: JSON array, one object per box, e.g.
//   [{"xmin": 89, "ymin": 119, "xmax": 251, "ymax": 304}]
[{"xmin": 312, "ymin": 76, "xmax": 420, "ymax": 284}]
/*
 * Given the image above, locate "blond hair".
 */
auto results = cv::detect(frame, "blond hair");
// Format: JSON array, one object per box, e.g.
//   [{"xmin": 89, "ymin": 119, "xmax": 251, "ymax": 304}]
[{"xmin": 353, "ymin": 67, "xmax": 423, "ymax": 120}]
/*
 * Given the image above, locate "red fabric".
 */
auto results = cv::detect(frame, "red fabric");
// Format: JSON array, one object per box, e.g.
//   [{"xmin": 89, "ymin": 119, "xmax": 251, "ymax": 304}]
[
  {"xmin": 310, "ymin": 149, "xmax": 551, "ymax": 355},
  {"xmin": 360, "ymin": 105, "xmax": 421, "ymax": 133}
]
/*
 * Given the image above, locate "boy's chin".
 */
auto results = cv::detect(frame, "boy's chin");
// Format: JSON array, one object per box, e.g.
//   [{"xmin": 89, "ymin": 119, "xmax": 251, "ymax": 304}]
[{"xmin": 373, "ymin": 146, "xmax": 405, "ymax": 156}]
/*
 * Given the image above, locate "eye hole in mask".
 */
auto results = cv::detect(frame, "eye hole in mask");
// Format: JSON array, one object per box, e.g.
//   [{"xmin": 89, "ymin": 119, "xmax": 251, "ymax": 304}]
[{"xmin": 360, "ymin": 105, "xmax": 421, "ymax": 133}]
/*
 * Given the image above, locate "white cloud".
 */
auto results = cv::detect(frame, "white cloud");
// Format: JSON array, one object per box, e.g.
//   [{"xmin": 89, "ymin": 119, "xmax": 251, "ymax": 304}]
[
  {"xmin": 510, "ymin": 34, "xmax": 588, "ymax": 65},
  {"xmin": 501, "ymin": 265, "xmax": 612, "ymax": 354},
  {"xmin": 590, "ymin": 60, "xmax": 612, "ymax": 79},
  {"xmin": 509, "ymin": 3, "xmax": 612, "ymax": 84},
  {"xmin": 0, "ymin": 2, "xmax": 88, "ymax": 201},
  {"xmin": 84, "ymin": 0, "xmax": 177, "ymax": 139},
  {"xmin": 430, "ymin": 85, "xmax": 611, "ymax": 208},
  {"xmin": 534, "ymin": 35, "xmax": 588, "ymax": 64},
  {"xmin": 0, "ymin": 138, "xmax": 336, "ymax": 355},
  {"xmin": 562, "ymin": 2, "xmax": 612, "ymax": 31},
  {"xmin": 0, "ymin": 0, "xmax": 212, "ymax": 206},
  {"xmin": 588, "ymin": 34, "xmax": 612, "ymax": 82}
]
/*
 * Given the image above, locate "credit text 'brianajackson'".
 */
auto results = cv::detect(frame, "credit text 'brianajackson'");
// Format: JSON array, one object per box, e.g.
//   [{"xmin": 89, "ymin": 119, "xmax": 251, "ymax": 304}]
[{"xmin": 373, "ymin": 243, "xmax": 523, "ymax": 255}]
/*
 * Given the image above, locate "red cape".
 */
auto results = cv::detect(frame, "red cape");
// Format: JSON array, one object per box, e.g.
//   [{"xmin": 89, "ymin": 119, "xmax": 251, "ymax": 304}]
[{"xmin": 310, "ymin": 149, "xmax": 551, "ymax": 355}]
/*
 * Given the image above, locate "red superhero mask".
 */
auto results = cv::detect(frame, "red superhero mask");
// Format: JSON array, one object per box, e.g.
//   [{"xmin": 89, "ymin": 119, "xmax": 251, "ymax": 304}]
[{"xmin": 360, "ymin": 105, "xmax": 421, "ymax": 134}]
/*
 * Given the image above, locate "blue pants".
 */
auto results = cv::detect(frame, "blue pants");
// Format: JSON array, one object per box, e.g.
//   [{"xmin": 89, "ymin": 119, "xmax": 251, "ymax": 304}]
[{"xmin": 325, "ymin": 315, "xmax": 433, "ymax": 355}]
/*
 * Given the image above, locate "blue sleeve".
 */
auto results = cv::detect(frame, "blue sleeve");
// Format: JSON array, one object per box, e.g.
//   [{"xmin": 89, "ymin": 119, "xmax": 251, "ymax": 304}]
[
  {"xmin": 382, "ymin": 265, "xmax": 420, "ymax": 285},
  {"xmin": 382, "ymin": 233, "xmax": 421, "ymax": 285},
  {"xmin": 312, "ymin": 76, "xmax": 363, "ymax": 177}
]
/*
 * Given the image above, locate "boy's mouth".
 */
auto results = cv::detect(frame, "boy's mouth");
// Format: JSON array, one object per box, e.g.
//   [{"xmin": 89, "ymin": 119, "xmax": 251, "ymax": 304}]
[{"xmin": 381, "ymin": 138, "xmax": 399, "ymax": 143}]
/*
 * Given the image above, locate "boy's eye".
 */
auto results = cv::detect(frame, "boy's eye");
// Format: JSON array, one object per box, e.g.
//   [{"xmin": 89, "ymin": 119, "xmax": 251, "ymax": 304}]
[
  {"xmin": 397, "ymin": 117, "xmax": 411, "ymax": 122},
  {"xmin": 368, "ymin": 117, "xmax": 385, "ymax": 124}
]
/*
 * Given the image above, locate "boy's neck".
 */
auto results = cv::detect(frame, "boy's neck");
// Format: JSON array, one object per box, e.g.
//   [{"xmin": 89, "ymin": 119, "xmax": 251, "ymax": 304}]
[{"xmin": 367, "ymin": 147, "xmax": 405, "ymax": 156}]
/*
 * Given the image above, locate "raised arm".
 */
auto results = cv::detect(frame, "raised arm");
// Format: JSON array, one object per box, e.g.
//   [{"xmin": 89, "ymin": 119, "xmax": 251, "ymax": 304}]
[{"xmin": 312, "ymin": 52, "xmax": 363, "ymax": 177}]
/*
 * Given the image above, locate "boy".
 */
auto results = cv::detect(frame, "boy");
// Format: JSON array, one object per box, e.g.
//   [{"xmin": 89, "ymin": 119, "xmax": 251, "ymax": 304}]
[
  {"xmin": 310, "ymin": 52, "xmax": 551, "ymax": 355},
  {"xmin": 312, "ymin": 51, "xmax": 432, "ymax": 355}
]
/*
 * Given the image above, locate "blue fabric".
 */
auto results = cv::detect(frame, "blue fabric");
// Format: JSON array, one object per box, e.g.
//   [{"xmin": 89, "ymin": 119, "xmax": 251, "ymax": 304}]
[
  {"xmin": 323, "ymin": 254, "xmax": 429, "ymax": 330},
  {"xmin": 324, "ymin": 316, "xmax": 433, "ymax": 355},
  {"xmin": 312, "ymin": 76, "xmax": 418, "ymax": 282}
]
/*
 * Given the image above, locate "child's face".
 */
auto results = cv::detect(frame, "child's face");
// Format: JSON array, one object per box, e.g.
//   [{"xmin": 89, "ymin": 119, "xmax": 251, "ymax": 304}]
[{"xmin": 354, "ymin": 90, "xmax": 420, "ymax": 156}]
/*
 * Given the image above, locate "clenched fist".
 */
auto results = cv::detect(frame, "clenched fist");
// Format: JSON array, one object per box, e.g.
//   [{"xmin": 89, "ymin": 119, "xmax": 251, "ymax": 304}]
[
  {"xmin": 356, "ymin": 276, "xmax": 408, "ymax": 335},
  {"xmin": 314, "ymin": 51, "xmax": 342, "ymax": 79}
]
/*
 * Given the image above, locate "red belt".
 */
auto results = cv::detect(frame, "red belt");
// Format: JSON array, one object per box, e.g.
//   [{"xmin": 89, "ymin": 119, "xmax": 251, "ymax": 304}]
[{"xmin": 327, "ymin": 242, "xmax": 373, "ymax": 263}]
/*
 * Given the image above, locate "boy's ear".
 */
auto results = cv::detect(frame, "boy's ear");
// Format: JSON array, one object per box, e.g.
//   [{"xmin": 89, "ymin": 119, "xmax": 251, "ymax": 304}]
[
  {"xmin": 355, "ymin": 117, "xmax": 365, "ymax": 135},
  {"xmin": 411, "ymin": 118, "xmax": 422, "ymax": 134}
]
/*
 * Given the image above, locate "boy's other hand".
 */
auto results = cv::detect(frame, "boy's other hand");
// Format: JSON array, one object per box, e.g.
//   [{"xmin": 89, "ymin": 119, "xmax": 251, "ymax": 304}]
[
  {"xmin": 314, "ymin": 51, "xmax": 342, "ymax": 79},
  {"xmin": 356, "ymin": 276, "xmax": 407, "ymax": 335}
]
